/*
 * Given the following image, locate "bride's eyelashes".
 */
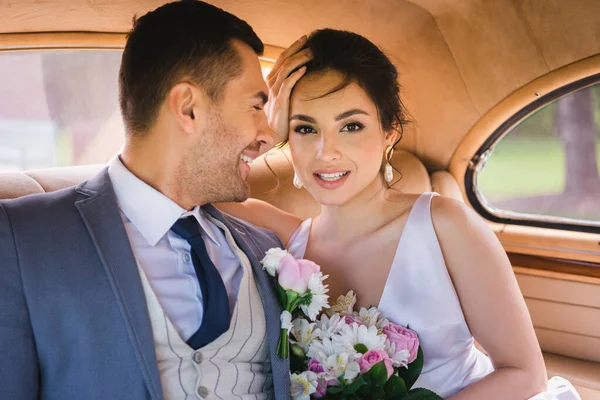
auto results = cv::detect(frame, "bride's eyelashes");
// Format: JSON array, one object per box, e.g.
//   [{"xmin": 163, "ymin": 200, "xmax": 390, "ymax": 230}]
[
  {"xmin": 292, "ymin": 121, "xmax": 366, "ymax": 135},
  {"xmin": 294, "ymin": 125, "xmax": 317, "ymax": 135},
  {"xmin": 340, "ymin": 121, "xmax": 364, "ymax": 132}
]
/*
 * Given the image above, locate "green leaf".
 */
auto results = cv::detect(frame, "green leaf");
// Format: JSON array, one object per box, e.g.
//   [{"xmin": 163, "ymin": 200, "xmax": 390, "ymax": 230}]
[
  {"xmin": 354, "ymin": 343, "xmax": 369, "ymax": 354},
  {"xmin": 341, "ymin": 375, "xmax": 366, "ymax": 395},
  {"xmin": 289, "ymin": 343, "xmax": 306, "ymax": 373},
  {"xmin": 366, "ymin": 361, "xmax": 388, "ymax": 388},
  {"xmin": 276, "ymin": 285, "xmax": 287, "ymax": 307},
  {"xmin": 404, "ymin": 388, "xmax": 444, "ymax": 399},
  {"xmin": 326, "ymin": 385, "xmax": 343, "ymax": 394},
  {"xmin": 397, "ymin": 347, "xmax": 424, "ymax": 390},
  {"xmin": 383, "ymin": 375, "xmax": 407, "ymax": 398},
  {"xmin": 298, "ymin": 291, "xmax": 313, "ymax": 306}
]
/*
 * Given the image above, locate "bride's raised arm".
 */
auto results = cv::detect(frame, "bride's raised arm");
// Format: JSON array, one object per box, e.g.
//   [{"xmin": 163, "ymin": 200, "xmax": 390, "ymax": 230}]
[{"xmin": 216, "ymin": 199, "xmax": 302, "ymax": 247}]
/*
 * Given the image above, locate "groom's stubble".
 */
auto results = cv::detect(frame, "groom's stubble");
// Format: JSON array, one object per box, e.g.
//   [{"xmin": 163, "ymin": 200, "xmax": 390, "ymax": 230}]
[{"xmin": 178, "ymin": 107, "xmax": 251, "ymax": 206}]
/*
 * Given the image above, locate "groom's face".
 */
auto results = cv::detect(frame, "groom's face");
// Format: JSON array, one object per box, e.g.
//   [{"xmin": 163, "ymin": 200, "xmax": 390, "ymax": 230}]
[{"xmin": 184, "ymin": 40, "xmax": 272, "ymax": 204}]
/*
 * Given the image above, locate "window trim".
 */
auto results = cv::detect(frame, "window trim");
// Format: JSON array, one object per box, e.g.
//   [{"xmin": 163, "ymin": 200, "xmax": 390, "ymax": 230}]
[{"xmin": 465, "ymin": 72, "xmax": 600, "ymax": 234}]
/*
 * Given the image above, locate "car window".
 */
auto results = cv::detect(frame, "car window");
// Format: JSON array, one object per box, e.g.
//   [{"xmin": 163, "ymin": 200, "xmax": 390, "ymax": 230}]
[
  {"xmin": 0, "ymin": 49, "xmax": 276, "ymax": 172},
  {"xmin": 475, "ymin": 81, "xmax": 600, "ymax": 228},
  {"xmin": 0, "ymin": 50, "xmax": 124, "ymax": 171}
]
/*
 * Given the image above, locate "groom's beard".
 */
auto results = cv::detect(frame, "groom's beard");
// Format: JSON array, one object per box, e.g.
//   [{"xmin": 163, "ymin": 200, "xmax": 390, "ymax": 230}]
[{"xmin": 180, "ymin": 110, "xmax": 250, "ymax": 206}]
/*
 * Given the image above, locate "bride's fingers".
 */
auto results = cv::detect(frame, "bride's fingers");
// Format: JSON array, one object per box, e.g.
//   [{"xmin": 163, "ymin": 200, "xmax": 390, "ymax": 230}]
[
  {"xmin": 265, "ymin": 66, "xmax": 307, "ymax": 143},
  {"xmin": 266, "ymin": 35, "xmax": 307, "ymax": 82},
  {"xmin": 270, "ymin": 49, "xmax": 312, "ymax": 96},
  {"xmin": 268, "ymin": 48, "xmax": 312, "ymax": 88},
  {"xmin": 278, "ymin": 66, "xmax": 307, "ymax": 103}
]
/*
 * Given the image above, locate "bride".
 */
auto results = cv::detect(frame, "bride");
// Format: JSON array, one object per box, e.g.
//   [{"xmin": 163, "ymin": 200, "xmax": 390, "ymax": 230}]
[{"xmin": 219, "ymin": 29, "xmax": 579, "ymax": 399}]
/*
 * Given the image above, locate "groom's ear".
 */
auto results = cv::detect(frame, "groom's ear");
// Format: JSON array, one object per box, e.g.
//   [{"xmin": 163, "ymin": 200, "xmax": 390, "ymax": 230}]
[{"xmin": 167, "ymin": 82, "xmax": 209, "ymax": 134}]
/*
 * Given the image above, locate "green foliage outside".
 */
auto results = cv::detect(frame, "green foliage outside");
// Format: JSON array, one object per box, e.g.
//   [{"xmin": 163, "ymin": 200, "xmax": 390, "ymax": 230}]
[{"xmin": 478, "ymin": 84, "xmax": 600, "ymax": 200}]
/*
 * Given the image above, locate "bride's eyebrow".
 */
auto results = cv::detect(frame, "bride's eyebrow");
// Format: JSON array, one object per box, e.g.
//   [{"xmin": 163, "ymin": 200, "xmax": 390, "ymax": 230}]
[
  {"xmin": 289, "ymin": 114, "xmax": 316, "ymax": 123},
  {"xmin": 335, "ymin": 109, "xmax": 369, "ymax": 121}
]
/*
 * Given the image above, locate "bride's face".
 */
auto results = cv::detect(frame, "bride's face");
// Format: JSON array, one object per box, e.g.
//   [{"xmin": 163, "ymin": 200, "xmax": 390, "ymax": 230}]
[{"xmin": 289, "ymin": 70, "xmax": 392, "ymax": 206}]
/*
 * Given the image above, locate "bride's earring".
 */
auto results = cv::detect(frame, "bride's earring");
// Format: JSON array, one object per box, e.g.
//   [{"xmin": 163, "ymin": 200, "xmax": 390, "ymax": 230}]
[
  {"xmin": 384, "ymin": 146, "xmax": 394, "ymax": 183},
  {"xmin": 293, "ymin": 172, "xmax": 303, "ymax": 189}
]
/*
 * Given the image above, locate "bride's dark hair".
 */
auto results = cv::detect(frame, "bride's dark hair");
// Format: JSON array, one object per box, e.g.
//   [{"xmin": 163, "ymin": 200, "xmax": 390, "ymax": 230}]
[{"xmin": 302, "ymin": 29, "xmax": 409, "ymax": 150}]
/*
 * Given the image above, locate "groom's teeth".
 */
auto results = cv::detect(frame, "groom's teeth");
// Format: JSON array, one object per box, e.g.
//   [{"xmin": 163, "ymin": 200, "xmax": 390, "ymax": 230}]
[
  {"xmin": 240, "ymin": 154, "xmax": 253, "ymax": 164},
  {"xmin": 317, "ymin": 172, "xmax": 349, "ymax": 181}
]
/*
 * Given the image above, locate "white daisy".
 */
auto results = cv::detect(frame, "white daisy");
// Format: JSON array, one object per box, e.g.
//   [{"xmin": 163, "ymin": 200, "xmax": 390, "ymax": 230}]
[
  {"xmin": 333, "ymin": 324, "xmax": 386, "ymax": 356},
  {"xmin": 315, "ymin": 313, "xmax": 346, "ymax": 340},
  {"xmin": 290, "ymin": 371, "xmax": 318, "ymax": 400},
  {"xmin": 307, "ymin": 337, "xmax": 338, "ymax": 359},
  {"xmin": 300, "ymin": 272, "xmax": 330, "ymax": 321},
  {"xmin": 290, "ymin": 318, "xmax": 321, "ymax": 353},
  {"xmin": 260, "ymin": 248, "xmax": 289, "ymax": 277}
]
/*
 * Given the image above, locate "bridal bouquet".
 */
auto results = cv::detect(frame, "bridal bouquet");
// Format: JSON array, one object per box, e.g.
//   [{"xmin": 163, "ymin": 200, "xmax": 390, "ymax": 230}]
[{"xmin": 261, "ymin": 249, "xmax": 443, "ymax": 400}]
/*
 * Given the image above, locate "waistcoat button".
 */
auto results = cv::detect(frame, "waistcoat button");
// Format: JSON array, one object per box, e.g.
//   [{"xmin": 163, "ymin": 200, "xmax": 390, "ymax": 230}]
[
  {"xmin": 197, "ymin": 385, "xmax": 210, "ymax": 398},
  {"xmin": 192, "ymin": 351, "xmax": 203, "ymax": 364}
]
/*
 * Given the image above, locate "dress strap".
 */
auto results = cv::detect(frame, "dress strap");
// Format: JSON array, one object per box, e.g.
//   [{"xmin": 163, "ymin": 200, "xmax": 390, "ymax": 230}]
[{"xmin": 287, "ymin": 218, "xmax": 312, "ymax": 259}]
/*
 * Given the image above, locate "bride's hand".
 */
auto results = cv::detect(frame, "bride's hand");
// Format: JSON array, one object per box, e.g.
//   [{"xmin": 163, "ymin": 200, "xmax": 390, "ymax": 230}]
[{"xmin": 265, "ymin": 35, "xmax": 312, "ymax": 144}]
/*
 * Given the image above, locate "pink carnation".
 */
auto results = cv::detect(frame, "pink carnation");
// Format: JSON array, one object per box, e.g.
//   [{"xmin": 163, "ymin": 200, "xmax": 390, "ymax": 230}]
[
  {"xmin": 383, "ymin": 322, "xmax": 419, "ymax": 363},
  {"xmin": 277, "ymin": 255, "xmax": 320, "ymax": 294},
  {"xmin": 357, "ymin": 350, "xmax": 393, "ymax": 379}
]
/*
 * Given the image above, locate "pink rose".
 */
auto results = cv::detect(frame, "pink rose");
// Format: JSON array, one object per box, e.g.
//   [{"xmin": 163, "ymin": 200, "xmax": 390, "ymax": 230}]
[
  {"xmin": 357, "ymin": 350, "xmax": 393, "ymax": 379},
  {"xmin": 344, "ymin": 315, "xmax": 363, "ymax": 326},
  {"xmin": 277, "ymin": 255, "xmax": 320, "ymax": 294},
  {"xmin": 383, "ymin": 322, "xmax": 419, "ymax": 363}
]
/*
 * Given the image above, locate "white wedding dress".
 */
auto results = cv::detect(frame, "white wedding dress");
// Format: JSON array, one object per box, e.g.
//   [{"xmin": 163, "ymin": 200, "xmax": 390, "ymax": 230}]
[{"xmin": 287, "ymin": 192, "xmax": 581, "ymax": 400}]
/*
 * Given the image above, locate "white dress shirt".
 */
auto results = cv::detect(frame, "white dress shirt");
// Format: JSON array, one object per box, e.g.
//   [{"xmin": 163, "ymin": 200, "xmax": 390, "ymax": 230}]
[{"xmin": 108, "ymin": 156, "xmax": 243, "ymax": 341}]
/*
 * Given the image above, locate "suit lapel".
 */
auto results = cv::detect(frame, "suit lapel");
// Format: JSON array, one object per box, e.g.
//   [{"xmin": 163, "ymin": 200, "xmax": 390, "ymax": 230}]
[
  {"xmin": 203, "ymin": 205, "xmax": 290, "ymax": 397},
  {"xmin": 75, "ymin": 169, "xmax": 162, "ymax": 400}
]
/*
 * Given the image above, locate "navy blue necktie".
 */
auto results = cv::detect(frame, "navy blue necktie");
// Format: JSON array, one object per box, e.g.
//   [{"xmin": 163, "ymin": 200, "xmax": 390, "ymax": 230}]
[{"xmin": 171, "ymin": 216, "xmax": 231, "ymax": 349}]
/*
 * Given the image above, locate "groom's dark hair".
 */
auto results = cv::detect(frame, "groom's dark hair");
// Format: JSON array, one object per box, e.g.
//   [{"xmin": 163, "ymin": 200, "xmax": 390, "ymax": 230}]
[{"xmin": 119, "ymin": 0, "xmax": 264, "ymax": 135}]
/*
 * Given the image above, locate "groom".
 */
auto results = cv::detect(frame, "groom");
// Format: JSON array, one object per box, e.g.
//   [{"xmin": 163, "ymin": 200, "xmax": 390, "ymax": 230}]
[{"xmin": 0, "ymin": 1, "xmax": 291, "ymax": 399}]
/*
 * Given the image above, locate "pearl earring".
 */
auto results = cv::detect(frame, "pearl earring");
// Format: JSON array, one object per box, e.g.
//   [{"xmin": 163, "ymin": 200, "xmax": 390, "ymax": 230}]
[
  {"xmin": 385, "ymin": 163, "xmax": 393, "ymax": 183},
  {"xmin": 293, "ymin": 172, "xmax": 303, "ymax": 189},
  {"xmin": 384, "ymin": 146, "xmax": 394, "ymax": 183}
]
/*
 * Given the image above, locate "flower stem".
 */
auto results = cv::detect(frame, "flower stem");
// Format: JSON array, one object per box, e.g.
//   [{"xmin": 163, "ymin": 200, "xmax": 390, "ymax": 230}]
[{"xmin": 277, "ymin": 329, "xmax": 289, "ymax": 358}]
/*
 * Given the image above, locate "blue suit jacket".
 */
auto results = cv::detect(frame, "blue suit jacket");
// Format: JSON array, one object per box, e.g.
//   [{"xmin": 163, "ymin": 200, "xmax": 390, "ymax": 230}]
[{"xmin": 0, "ymin": 168, "xmax": 290, "ymax": 399}]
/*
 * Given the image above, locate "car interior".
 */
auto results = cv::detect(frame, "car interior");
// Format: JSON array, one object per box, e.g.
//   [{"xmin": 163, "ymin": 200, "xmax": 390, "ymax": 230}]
[{"xmin": 0, "ymin": 0, "xmax": 599, "ymax": 398}]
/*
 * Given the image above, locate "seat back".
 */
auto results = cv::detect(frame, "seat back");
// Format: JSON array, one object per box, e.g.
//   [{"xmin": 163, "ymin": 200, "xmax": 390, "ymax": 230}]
[
  {"xmin": 0, "ymin": 165, "xmax": 105, "ymax": 200},
  {"xmin": 0, "ymin": 150, "xmax": 463, "ymax": 214}
]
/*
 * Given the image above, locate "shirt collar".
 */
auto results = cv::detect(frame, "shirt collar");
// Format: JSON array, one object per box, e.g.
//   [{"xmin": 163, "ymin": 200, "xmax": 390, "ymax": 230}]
[{"xmin": 108, "ymin": 156, "xmax": 219, "ymax": 247}]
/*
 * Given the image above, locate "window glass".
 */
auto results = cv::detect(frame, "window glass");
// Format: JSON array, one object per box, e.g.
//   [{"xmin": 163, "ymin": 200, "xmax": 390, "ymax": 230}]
[
  {"xmin": 0, "ymin": 50, "xmax": 124, "ymax": 171},
  {"xmin": 0, "ymin": 49, "xmax": 276, "ymax": 173},
  {"xmin": 477, "ymin": 82, "xmax": 600, "ymax": 224}
]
